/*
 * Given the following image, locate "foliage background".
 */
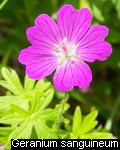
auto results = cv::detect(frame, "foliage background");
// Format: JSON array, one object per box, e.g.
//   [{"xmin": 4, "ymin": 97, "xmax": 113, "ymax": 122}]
[{"xmin": 0, "ymin": 0, "xmax": 120, "ymax": 139}]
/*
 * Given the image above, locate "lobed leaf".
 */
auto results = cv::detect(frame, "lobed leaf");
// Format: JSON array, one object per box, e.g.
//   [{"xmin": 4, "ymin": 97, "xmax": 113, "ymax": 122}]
[
  {"xmin": 0, "ymin": 68, "xmax": 24, "ymax": 95},
  {"xmin": 79, "ymin": 109, "xmax": 98, "ymax": 135}
]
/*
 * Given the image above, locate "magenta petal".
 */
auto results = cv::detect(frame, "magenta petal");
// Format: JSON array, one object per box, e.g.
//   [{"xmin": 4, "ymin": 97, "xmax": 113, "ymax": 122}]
[
  {"xmin": 53, "ymin": 59, "xmax": 92, "ymax": 92},
  {"xmin": 26, "ymin": 14, "xmax": 60, "ymax": 46},
  {"xmin": 57, "ymin": 5, "xmax": 92, "ymax": 42},
  {"xmin": 77, "ymin": 42, "xmax": 112, "ymax": 62},
  {"xmin": 18, "ymin": 46, "xmax": 59, "ymax": 80},
  {"xmin": 70, "ymin": 8, "xmax": 92, "ymax": 42},
  {"xmin": 77, "ymin": 25, "xmax": 109, "ymax": 47},
  {"xmin": 57, "ymin": 4, "xmax": 74, "ymax": 40},
  {"xmin": 76, "ymin": 25, "xmax": 112, "ymax": 62}
]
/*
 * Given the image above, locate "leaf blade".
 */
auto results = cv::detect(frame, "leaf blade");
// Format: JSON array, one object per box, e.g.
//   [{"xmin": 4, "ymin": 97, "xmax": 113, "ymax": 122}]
[{"xmin": 72, "ymin": 106, "xmax": 82, "ymax": 137}]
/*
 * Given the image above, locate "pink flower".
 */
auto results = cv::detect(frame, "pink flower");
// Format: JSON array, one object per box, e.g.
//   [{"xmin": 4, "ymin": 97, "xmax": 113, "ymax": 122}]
[{"xmin": 18, "ymin": 4, "xmax": 112, "ymax": 92}]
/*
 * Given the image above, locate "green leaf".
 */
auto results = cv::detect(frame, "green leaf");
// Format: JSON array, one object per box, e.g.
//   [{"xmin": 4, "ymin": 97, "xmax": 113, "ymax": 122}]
[
  {"xmin": 24, "ymin": 75, "xmax": 35, "ymax": 91},
  {"xmin": 35, "ymin": 89, "xmax": 54, "ymax": 111},
  {"xmin": 0, "ymin": 67, "xmax": 23, "ymax": 95},
  {"xmin": 35, "ymin": 79, "xmax": 51, "ymax": 92},
  {"xmin": 10, "ymin": 104, "xmax": 30, "ymax": 117},
  {"xmin": 0, "ymin": 96, "xmax": 29, "ymax": 113},
  {"xmin": 6, "ymin": 119, "xmax": 33, "ymax": 149},
  {"xmin": 79, "ymin": 0, "xmax": 91, "ymax": 9},
  {"xmin": 81, "ymin": 132, "xmax": 112, "ymax": 139},
  {"xmin": 0, "ymin": 67, "xmax": 70, "ymax": 147},
  {"xmin": 0, "ymin": 114, "xmax": 25, "ymax": 124},
  {"xmin": 35, "ymin": 108, "xmax": 59, "ymax": 121},
  {"xmin": 58, "ymin": 103, "xmax": 70, "ymax": 113},
  {"xmin": 79, "ymin": 121, "xmax": 98, "ymax": 136},
  {"xmin": 33, "ymin": 119, "xmax": 57, "ymax": 139},
  {"xmin": 90, "ymin": 0, "xmax": 105, "ymax": 22},
  {"xmin": 91, "ymin": 3, "xmax": 104, "ymax": 22},
  {"xmin": 31, "ymin": 90, "xmax": 44, "ymax": 113},
  {"xmin": 79, "ymin": 110, "xmax": 98, "ymax": 135},
  {"xmin": 0, "ymin": 127, "xmax": 13, "ymax": 136},
  {"xmin": 72, "ymin": 106, "xmax": 82, "ymax": 137}
]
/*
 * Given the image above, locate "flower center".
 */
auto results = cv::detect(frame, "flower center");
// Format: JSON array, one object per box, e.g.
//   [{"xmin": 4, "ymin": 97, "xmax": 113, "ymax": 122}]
[{"xmin": 54, "ymin": 37, "xmax": 77, "ymax": 64}]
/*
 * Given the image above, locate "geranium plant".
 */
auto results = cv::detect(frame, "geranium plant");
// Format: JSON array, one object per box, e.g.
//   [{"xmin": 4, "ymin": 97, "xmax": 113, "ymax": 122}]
[{"xmin": 0, "ymin": 4, "xmax": 112, "ymax": 150}]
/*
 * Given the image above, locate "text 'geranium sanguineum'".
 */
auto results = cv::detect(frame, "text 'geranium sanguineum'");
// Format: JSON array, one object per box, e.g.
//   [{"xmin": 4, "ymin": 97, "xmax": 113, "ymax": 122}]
[{"xmin": 18, "ymin": 4, "xmax": 112, "ymax": 92}]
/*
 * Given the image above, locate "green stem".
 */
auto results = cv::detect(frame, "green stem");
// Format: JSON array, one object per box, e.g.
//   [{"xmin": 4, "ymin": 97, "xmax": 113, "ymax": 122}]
[
  {"xmin": 105, "ymin": 93, "xmax": 120, "ymax": 130},
  {"xmin": 61, "ymin": 93, "xmax": 67, "ymax": 114},
  {"xmin": 56, "ymin": 92, "xmax": 68, "ymax": 137}
]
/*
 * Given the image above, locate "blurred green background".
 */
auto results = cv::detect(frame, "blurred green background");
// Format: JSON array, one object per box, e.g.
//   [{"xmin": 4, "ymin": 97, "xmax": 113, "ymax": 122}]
[{"xmin": 0, "ymin": 0, "xmax": 120, "ymax": 138}]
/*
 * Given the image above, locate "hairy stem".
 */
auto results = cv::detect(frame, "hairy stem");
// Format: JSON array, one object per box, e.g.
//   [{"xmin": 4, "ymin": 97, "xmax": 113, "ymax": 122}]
[{"xmin": 56, "ymin": 92, "xmax": 68, "ymax": 137}]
